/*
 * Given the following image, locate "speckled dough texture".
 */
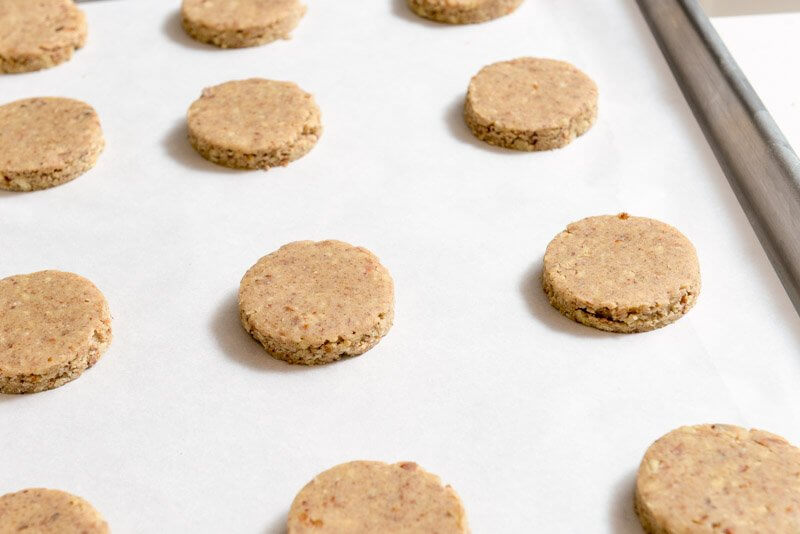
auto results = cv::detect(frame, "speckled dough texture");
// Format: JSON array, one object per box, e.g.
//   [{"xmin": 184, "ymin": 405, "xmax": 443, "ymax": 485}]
[
  {"xmin": 407, "ymin": 0, "xmax": 522, "ymax": 24},
  {"xmin": 0, "ymin": 97, "xmax": 104, "ymax": 192},
  {"xmin": 181, "ymin": 0, "xmax": 306, "ymax": 48},
  {"xmin": 0, "ymin": 0, "xmax": 86, "ymax": 73},
  {"xmin": 465, "ymin": 57, "xmax": 597, "ymax": 151},
  {"xmin": 542, "ymin": 214, "xmax": 700, "ymax": 333},
  {"xmin": 187, "ymin": 78, "xmax": 321, "ymax": 170},
  {"xmin": 0, "ymin": 488, "xmax": 108, "ymax": 534},
  {"xmin": 636, "ymin": 424, "xmax": 800, "ymax": 533},
  {"xmin": 0, "ymin": 271, "xmax": 112, "ymax": 394},
  {"xmin": 239, "ymin": 240, "xmax": 394, "ymax": 365},
  {"xmin": 288, "ymin": 461, "xmax": 470, "ymax": 533}
]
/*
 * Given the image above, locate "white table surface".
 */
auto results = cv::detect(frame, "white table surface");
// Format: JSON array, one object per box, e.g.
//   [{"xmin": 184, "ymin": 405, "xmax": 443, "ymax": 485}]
[
  {"xmin": 701, "ymin": 0, "xmax": 800, "ymax": 17},
  {"xmin": 2, "ymin": 1, "xmax": 800, "ymax": 532},
  {"xmin": 711, "ymin": 11, "xmax": 800, "ymax": 151}
]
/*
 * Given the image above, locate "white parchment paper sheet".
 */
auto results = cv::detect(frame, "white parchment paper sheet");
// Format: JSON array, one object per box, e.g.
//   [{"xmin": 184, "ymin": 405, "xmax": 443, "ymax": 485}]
[{"xmin": 2, "ymin": 1, "xmax": 800, "ymax": 532}]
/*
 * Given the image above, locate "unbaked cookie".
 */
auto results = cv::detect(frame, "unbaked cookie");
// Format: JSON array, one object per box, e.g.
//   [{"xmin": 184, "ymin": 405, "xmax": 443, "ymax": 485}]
[
  {"xmin": 187, "ymin": 78, "xmax": 322, "ymax": 170},
  {"xmin": 0, "ymin": 270, "xmax": 112, "ymax": 394},
  {"xmin": 181, "ymin": 0, "xmax": 306, "ymax": 48},
  {"xmin": 0, "ymin": 97, "xmax": 104, "ymax": 192},
  {"xmin": 288, "ymin": 461, "xmax": 469, "ymax": 533},
  {"xmin": 0, "ymin": 0, "xmax": 87, "ymax": 73},
  {"xmin": 636, "ymin": 424, "xmax": 800, "ymax": 533},
  {"xmin": 542, "ymin": 213, "xmax": 700, "ymax": 333},
  {"xmin": 238, "ymin": 240, "xmax": 394, "ymax": 365},
  {"xmin": 407, "ymin": 0, "xmax": 522, "ymax": 24},
  {"xmin": 0, "ymin": 488, "xmax": 108, "ymax": 533},
  {"xmin": 465, "ymin": 57, "xmax": 597, "ymax": 151}
]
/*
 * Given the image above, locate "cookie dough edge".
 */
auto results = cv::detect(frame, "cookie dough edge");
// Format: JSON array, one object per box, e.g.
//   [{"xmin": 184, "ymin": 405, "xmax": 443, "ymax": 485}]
[
  {"xmin": 238, "ymin": 290, "xmax": 394, "ymax": 365},
  {"xmin": 0, "ymin": 283, "xmax": 112, "ymax": 394},
  {"xmin": 0, "ymin": 135, "xmax": 104, "ymax": 192},
  {"xmin": 0, "ymin": 4, "xmax": 87, "ymax": 74},
  {"xmin": 464, "ymin": 90, "xmax": 597, "ymax": 151},
  {"xmin": 180, "ymin": 2, "xmax": 306, "ymax": 49},
  {"xmin": 407, "ymin": 0, "xmax": 523, "ymax": 24}
]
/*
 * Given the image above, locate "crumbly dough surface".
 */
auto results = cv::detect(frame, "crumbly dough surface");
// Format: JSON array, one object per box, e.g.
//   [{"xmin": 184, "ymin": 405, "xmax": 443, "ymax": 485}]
[
  {"xmin": 636, "ymin": 424, "xmax": 800, "ymax": 533},
  {"xmin": 407, "ymin": 0, "xmax": 522, "ymax": 24},
  {"xmin": 288, "ymin": 461, "xmax": 469, "ymax": 533},
  {"xmin": 181, "ymin": 0, "xmax": 306, "ymax": 48},
  {"xmin": 239, "ymin": 240, "xmax": 394, "ymax": 365},
  {"xmin": 0, "ymin": 488, "xmax": 108, "ymax": 534},
  {"xmin": 187, "ymin": 78, "xmax": 321, "ymax": 170},
  {"xmin": 465, "ymin": 57, "xmax": 597, "ymax": 151},
  {"xmin": 542, "ymin": 213, "xmax": 700, "ymax": 333},
  {"xmin": 0, "ymin": 97, "xmax": 104, "ymax": 192},
  {"xmin": 0, "ymin": 270, "xmax": 112, "ymax": 394},
  {"xmin": 0, "ymin": 0, "xmax": 86, "ymax": 73}
]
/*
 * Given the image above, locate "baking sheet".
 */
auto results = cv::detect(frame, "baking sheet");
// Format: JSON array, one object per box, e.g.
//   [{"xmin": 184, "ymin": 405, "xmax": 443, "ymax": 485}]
[{"xmin": 2, "ymin": 1, "xmax": 800, "ymax": 532}]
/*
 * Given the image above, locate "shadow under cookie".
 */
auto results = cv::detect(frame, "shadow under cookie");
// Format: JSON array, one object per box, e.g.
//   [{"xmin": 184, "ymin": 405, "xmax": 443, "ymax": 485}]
[
  {"xmin": 210, "ymin": 290, "xmax": 316, "ymax": 374},
  {"xmin": 519, "ymin": 260, "xmax": 614, "ymax": 338}
]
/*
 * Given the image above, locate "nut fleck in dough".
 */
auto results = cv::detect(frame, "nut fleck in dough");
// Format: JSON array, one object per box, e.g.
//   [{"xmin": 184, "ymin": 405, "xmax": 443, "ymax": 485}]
[
  {"xmin": 636, "ymin": 424, "xmax": 800, "ymax": 533},
  {"xmin": 288, "ymin": 461, "xmax": 469, "ymax": 533},
  {"xmin": 0, "ymin": 97, "xmax": 105, "ymax": 192},
  {"xmin": 239, "ymin": 240, "xmax": 394, "ymax": 365},
  {"xmin": 465, "ymin": 57, "xmax": 597, "ymax": 151},
  {"xmin": 181, "ymin": 0, "xmax": 306, "ymax": 48},
  {"xmin": 407, "ymin": 0, "xmax": 522, "ymax": 24},
  {"xmin": 187, "ymin": 78, "xmax": 322, "ymax": 170},
  {"xmin": 0, "ymin": 488, "xmax": 108, "ymax": 534},
  {"xmin": 0, "ymin": 0, "xmax": 86, "ymax": 73},
  {"xmin": 542, "ymin": 214, "xmax": 700, "ymax": 333},
  {"xmin": 0, "ymin": 271, "xmax": 112, "ymax": 394}
]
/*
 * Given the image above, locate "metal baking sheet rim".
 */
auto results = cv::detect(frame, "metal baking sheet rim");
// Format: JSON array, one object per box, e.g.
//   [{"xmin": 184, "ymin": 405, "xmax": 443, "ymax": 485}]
[{"xmin": 637, "ymin": 0, "xmax": 800, "ymax": 316}]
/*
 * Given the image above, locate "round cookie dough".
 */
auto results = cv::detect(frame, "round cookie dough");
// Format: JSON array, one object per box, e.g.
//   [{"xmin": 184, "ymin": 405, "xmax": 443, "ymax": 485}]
[
  {"xmin": 465, "ymin": 57, "xmax": 597, "ymax": 151},
  {"xmin": 0, "ymin": 0, "xmax": 86, "ymax": 74},
  {"xmin": 187, "ymin": 78, "xmax": 322, "ymax": 170},
  {"xmin": 0, "ymin": 270, "xmax": 112, "ymax": 394},
  {"xmin": 238, "ymin": 240, "xmax": 394, "ymax": 365},
  {"xmin": 0, "ymin": 488, "xmax": 108, "ymax": 534},
  {"xmin": 288, "ymin": 461, "xmax": 469, "ymax": 533},
  {"xmin": 181, "ymin": 0, "xmax": 306, "ymax": 48},
  {"xmin": 636, "ymin": 424, "xmax": 800, "ymax": 533},
  {"xmin": 407, "ymin": 0, "xmax": 522, "ymax": 24},
  {"xmin": 0, "ymin": 97, "xmax": 104, "ymax": 192},
  {"xmin": 541, "ymin": 213, "xmax": 700, "ymax": 333}
]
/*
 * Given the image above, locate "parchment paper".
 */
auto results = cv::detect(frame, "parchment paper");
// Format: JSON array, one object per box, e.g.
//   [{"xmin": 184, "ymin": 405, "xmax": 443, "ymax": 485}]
[{"xmin": 2, "ymin": 1, "xmax": 800, "ymax": 532}]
